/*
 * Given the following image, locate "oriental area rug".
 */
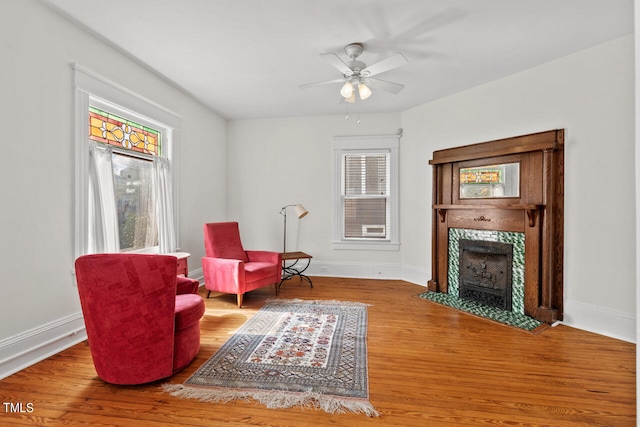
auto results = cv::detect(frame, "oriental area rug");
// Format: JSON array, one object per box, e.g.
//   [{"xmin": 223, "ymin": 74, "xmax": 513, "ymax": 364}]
[{"xmin": 163, "ymin": 299, "xmax": 379, "ymax": 416}]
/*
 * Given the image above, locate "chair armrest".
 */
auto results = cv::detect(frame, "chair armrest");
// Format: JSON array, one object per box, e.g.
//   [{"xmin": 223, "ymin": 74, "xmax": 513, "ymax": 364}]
[
  {"xmin": 202, "ymin": 256, "xmax": 246, "ymax": 293},
  {"xmin": 246, "ymin": 250, "xmax": 282, "ymax": 265},
  {"xmin": 176, "ymin": 276, "xmax": 200, "ymax": 295}
]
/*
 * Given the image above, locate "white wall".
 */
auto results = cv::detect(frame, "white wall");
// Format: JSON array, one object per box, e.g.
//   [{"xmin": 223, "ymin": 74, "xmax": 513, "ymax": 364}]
[
  {"xmin": 0, "ymin": 0, "xmax": 227, "ymax": 378},
  {"xmin": 227, "ymin": 113, "xmax": 403, "ymax": 278}
]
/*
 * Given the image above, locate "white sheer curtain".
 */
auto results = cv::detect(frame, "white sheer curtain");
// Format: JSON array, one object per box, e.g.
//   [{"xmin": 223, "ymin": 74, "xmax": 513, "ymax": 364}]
[
  {"xmin": 153, "ymin": 156, "xmax": 177, "ymax": 253},
  {"xmin": 87, "ymin": 141, "xmax": 119, "ymax": 253}
]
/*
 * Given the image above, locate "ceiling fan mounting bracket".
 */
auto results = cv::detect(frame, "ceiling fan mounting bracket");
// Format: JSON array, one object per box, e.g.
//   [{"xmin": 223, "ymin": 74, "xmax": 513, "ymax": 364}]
[
  {"xmin": 347, "ymin": 60, "xmax": 367, "ymax": 74},
  {"xmin": 344, "ymin": 42, "xmax": 364, "ymax": 59}
]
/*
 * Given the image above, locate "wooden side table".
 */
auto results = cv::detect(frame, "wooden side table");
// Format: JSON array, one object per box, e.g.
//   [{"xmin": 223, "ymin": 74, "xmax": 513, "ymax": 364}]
[
  {"xmin": 168, "ymin": 252, "xmax": 190, "ymax": 276},
  {"xmin": 279, "ymin": 251, "xmax": 312, "ymax": 288}
]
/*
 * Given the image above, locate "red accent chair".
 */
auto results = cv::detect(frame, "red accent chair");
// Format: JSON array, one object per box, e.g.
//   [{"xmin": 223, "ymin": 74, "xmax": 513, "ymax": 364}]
[
  {"xmin": 176, "ymin": 275, "xmax": 200, "ymax": 295},
  {"xmin": 74, "ymin": 254, "xmax": 205, "ymax": 385},
  {"xmin": 203, "ymin": 222, "xmax": 282, "ymax": 308}
]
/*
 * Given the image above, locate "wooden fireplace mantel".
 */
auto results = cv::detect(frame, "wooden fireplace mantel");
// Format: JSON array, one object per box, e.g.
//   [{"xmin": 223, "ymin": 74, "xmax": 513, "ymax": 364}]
[
  {"xmin": 434, "ymin": 205, "xmax": 543, "ymax": 228},
  {"xmin": 428, "ymin": 130, "xmax": 564, "ymax": 323},
  {"xmin": 433, "ymin": 204, "xmax": 542, "ymax": 210}
]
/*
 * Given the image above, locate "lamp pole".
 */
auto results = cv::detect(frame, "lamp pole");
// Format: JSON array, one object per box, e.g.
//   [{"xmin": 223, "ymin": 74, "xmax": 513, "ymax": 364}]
[{"xmin": 280, "ymin": 205, "xmax": 294, "ymax": 253}]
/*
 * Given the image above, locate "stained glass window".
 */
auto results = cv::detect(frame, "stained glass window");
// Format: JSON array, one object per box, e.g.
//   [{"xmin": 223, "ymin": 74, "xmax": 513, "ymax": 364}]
[
  {"xmin": 87, "ymin": 105, "xmax": 162, "ymax": 252},
  {"xmin": 89, "ymin": 106, "xmax": 160, "ymax": 156},
  {"xmin": 460, "ymin": 168, "xmax": 502, "ymax": 184}
]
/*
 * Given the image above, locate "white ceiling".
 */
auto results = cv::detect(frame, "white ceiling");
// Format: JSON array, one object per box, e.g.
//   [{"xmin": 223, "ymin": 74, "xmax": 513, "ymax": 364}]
[{"xmin": 42, "ymin": 0, "xmax": 633, "ymax": 120}]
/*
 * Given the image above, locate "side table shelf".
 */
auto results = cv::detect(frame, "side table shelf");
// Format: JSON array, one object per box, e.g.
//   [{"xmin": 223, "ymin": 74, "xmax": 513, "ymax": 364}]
[{"xmin": 279, "ymin": 251, "xmax": 313, "ymax": 288}]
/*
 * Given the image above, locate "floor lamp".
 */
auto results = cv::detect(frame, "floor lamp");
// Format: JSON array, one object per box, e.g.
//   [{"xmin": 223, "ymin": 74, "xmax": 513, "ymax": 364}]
[{"xmin": 279, "ymin": 204, "xmax": 308, "ymax": 253}]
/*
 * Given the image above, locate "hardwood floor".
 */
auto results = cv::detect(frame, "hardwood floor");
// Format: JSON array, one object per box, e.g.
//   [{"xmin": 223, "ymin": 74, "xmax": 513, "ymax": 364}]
[{"xmin": 0, "ymin": 277, "xmax": 635, "ymax": 426}]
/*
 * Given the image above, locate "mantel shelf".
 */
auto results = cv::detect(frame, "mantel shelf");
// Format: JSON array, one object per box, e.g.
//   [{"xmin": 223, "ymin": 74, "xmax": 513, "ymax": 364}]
[{"xmin": 433, "ymin": 204, "xmax": 543, "ymax": 210}]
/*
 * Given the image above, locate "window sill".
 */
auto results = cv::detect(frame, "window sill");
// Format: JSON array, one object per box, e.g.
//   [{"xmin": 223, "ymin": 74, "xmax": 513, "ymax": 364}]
[
  {"xmin": 332, "ymin": 241, "xmax": 400, "ymax": 251},
  {"xmin": 127, "ymin": 247, "xmax": 160, "ymax": 254}
]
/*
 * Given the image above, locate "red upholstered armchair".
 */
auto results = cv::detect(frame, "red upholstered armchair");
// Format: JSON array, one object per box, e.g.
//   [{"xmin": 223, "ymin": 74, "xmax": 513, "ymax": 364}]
[
  {"xmin": 176, "ymin": 275, "xmax": 200, "ymax": 295},
  {"xmin": 203, "ymin": 222, "xmax": 282, "ymax": 307},
  {"xmin": 74, "ymin": 254, "xmax": 205, "ymax": 385}
]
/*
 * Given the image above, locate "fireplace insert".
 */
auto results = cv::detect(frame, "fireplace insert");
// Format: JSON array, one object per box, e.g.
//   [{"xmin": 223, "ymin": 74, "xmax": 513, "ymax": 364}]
[{"xmin": 458, "ymin": 239, "xmax": 513, "ymax": 311}]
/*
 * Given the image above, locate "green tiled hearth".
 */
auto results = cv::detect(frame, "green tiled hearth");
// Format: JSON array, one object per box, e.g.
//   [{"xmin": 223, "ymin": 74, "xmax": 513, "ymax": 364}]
[{"xmin": 418, "ymin": 291, "xmax": 543, "ymax": 331}]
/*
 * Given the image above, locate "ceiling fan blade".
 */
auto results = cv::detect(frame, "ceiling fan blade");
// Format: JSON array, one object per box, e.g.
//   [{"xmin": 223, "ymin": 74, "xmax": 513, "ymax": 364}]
[
  {"xmin": 320, "ymin": 53, "xmax": 353, "ymax": 75},
  {"xmin": 362, "ymin": 53, "xmax": 408, "ymax": 77},
  {"xmin": 299, "ymin": 78, "xmax": 345, "ymax": 89},
  {"xmin": 367, "ymin": 78, "xmax": 405, "ymax": 95}
]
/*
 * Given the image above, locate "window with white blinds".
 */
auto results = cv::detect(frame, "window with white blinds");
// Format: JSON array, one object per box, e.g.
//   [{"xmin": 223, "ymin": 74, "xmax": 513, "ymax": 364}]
[
  {"xmin": 343, "ymin": 152, "xmax": 390, "ymax": 239},
  {"xmin": 333, "ymin": 135, "xmax": 399, "ymax": 250}
]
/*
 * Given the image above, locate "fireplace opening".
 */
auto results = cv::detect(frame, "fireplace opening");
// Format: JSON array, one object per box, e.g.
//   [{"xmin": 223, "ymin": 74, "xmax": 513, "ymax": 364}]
[{"xmin": 458, "ymin": 239, "xmax": 513, "ymax": 311}]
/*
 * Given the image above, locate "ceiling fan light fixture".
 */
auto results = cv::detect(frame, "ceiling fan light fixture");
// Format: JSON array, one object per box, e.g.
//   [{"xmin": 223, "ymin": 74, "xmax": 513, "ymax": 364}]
[
  {"xmin": 358, "ymin": 82, "xmax": 372, "ymax": 100},
  {"xmin": 301, "ymin": 42, "xmax": 408, "ymax": 104},
  {"xmin": 340, "ymin": 81, "xmax": 354, "ymax": 98}
]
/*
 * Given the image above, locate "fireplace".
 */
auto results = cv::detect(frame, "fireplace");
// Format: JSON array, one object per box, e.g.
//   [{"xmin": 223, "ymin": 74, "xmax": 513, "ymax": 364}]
[
  {"xmin": 458, "ymin": 239, "xmax": 513, "ymax": 311},
  {"xmin": 428, "ymin": 130, "xmax": 564, "ymax": 324}
]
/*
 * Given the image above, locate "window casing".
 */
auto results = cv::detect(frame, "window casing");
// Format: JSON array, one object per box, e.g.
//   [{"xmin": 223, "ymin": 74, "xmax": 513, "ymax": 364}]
[
  {"xmin": 74, "ymin": 64, "xmax": 180, "ymax": 258},
  {"xmin": 333, "ymin": 135, "xmax": 399, "ymax": 250}
]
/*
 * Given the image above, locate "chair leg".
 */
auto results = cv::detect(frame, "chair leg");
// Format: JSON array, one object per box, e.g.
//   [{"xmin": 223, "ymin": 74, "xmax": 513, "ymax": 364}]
[
  {"xmin": 207, "ymin": 290, "xmax": 211, "ymax": 298},
  {"xmin": 237, "ymin": 293, "xmax": 243, "ymax": 308}
]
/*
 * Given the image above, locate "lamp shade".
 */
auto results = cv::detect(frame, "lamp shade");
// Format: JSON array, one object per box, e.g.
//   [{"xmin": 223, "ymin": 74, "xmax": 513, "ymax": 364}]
[
  {"xmin": 358, "ymin": 83, "xmax": 372, "ymax": 100},
  {"xmin": 294, "ymin": 204, "xmax": 308, "ymax": 219},
  {"xmin": 344, "ymin": 92, "xmax": 356, "ymax": 104},
  {"xmin": 340, "ymin": 81, "xmax": 353, "ymax": 98},
  {"xmin": 280, "ymin": 203, "xmax": 309, "ymax": 253}
]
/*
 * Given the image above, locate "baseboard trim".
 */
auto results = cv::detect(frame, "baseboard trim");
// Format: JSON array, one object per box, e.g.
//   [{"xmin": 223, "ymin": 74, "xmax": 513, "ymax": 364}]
[
  {"xmin": 560, "ymin": 300, "xmax": 635, "ymax": 343},
  {"xmin": 400, "ymin": 265, "xmax": 429, "ymax": 286},
  {"xmin": 305, "ymin": 260, "xmax": 428, "ymax": 285},
  {"xmin": 0, "ymin": 312, "xmax": 87, "ymax": 380},
  {"xmin": 189, "ymin": 267, "xmax": 204, "ymax": 282},
  {"xmin": 305, "ymin": 260, "xmax": 402, "ymax": 280}
]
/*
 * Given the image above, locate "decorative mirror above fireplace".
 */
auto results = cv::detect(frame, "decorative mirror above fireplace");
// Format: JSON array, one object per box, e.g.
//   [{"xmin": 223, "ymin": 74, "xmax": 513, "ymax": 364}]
[
  {"xmin": 428, "ymin": 130, "xmax": 564, "ymax": 324},
  {"xmin": 459, "ymin": 162, "xmax": 520, "ymax": 199}
]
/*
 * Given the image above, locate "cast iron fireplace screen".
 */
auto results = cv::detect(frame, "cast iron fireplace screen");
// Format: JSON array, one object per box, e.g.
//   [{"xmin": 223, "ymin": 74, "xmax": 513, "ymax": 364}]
[{"xmin": 458, "ymin": 239, "xmax": 513, "ymax": 311}]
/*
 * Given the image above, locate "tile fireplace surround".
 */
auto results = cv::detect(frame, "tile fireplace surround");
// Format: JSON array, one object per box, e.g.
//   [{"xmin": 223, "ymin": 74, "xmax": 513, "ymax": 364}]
[
  {"xmin": 428, "ymin": 130, "xmax": 564, "ymax": 324},
  {"xmin": 448, "ymin": 228, "xmax": 525, "ymax": 314}
]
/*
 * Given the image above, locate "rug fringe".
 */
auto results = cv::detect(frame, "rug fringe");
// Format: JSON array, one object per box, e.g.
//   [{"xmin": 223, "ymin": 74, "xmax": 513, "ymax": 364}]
[{"xmin": 162, "ymin": 384, "xmax": 380, "ymax": 417}]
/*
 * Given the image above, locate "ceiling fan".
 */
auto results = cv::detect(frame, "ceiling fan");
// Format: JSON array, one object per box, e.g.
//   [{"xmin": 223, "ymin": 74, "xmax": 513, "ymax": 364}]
[{"xmin": 300, "ymin": 42, "xmax": 408, "ymax": 103}]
